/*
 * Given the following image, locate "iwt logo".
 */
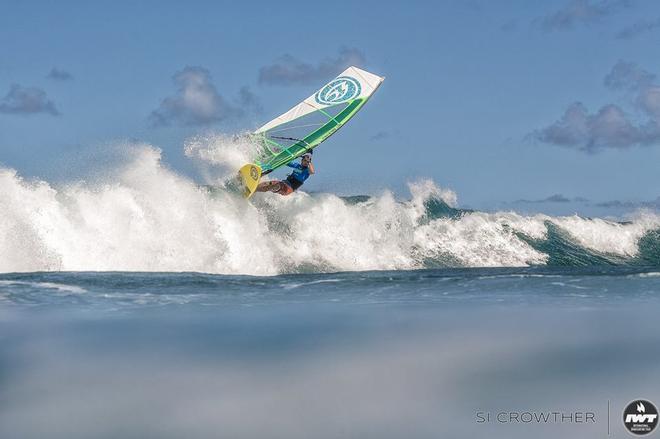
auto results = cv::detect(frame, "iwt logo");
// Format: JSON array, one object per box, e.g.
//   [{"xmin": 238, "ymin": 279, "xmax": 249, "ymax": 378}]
[{"xmin": 624, "ymin": 400, "xmax": 658, "ymax": 436}]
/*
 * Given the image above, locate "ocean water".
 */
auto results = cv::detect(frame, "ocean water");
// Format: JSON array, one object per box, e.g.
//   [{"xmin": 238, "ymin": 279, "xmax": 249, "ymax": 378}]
[
  {"xmin": 1, "ymin": 144, "xmax": 660, "ymax": 438},
  {"xmin": 1, "ymin": 267, "xmax": 659, "ymax": 439}
]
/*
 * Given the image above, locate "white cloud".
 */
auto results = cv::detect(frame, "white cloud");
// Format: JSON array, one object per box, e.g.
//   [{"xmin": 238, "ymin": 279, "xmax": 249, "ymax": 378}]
[
  {"xmin": 534, "ymin": 61, "xmax": 660, "ymax": 151},
  {"xmin": 538, "ymin": 0, "xmax": 631, "ymax": 31},
  {"xmin": 47, "ymin": 68, "xmax": 73, "ymax": 81},
  {"xmin": 150, "ymin": 66, "xmax": 245, "ymax": 127},
  {"xmin": 0, "ymin": 84, "xmax": 60, "ymax": 116},
  {"xmin": 258, "ymin": 47, "xmax": 366, "ymax": 86}
]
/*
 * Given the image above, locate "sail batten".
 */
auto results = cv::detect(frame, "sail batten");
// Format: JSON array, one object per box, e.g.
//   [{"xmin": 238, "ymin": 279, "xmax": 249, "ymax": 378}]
[{"xmin": 251, "ymin": 66, "xmax": 384, "ymax": 174}]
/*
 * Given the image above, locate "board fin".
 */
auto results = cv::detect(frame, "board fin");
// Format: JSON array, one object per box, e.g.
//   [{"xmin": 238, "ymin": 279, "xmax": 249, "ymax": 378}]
[{"xmin": 238, "ymin": 163, "xmax": 262, "ymax": 198}]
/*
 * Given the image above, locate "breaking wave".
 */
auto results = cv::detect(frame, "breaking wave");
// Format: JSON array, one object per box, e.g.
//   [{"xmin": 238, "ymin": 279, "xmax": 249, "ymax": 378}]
[{"xmin": 1, "ymin": 144, "xmax": 658, "ymax": 275}]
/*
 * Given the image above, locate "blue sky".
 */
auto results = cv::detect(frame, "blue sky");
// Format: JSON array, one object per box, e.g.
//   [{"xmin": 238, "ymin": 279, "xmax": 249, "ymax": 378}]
[{"xmin": 1, "ymin": 0, "xmax": 659, "ymax": 209}]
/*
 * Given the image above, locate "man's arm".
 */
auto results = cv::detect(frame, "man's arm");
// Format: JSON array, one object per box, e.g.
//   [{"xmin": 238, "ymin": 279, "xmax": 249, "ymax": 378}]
[{"xmin": 308, "ymin": 163, "xmax": 315, "ymax": 174}]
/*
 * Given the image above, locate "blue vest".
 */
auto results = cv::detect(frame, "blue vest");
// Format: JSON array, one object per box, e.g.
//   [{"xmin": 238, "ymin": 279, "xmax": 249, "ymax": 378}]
[{"xmin": 286, "ymin": 162, "xmax": 312, "ymax": 189}]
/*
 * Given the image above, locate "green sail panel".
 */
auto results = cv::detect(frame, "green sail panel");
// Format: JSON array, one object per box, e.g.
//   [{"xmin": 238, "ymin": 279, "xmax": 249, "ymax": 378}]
[{"xmin": 251, "ymin": 66, "xmax": 384, "ymax": 174}]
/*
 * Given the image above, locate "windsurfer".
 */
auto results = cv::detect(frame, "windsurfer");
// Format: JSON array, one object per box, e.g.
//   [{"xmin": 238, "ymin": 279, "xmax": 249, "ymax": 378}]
[{"xmin": 256, "ymin": 152, "xmax": 314, "ymax": 196}]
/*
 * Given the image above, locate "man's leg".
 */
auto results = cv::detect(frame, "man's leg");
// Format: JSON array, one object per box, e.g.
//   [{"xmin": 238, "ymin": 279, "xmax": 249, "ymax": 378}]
[{"xmin": 256, "ymin": 180, "xmax": 282, "ymax": 192}]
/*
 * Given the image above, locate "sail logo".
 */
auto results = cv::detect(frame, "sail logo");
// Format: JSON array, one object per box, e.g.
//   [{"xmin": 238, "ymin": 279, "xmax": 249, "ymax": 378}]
[
  {"xmin": 315, "ymin": 76, "xmax": 361, "ymax": 105},
  {"xmin": 249, "ymin": 165, "xmax": 259, "ymax": 181},
  {"xmin": 624, "ymin": 400, "xmax": 658, "ymax": 435}
]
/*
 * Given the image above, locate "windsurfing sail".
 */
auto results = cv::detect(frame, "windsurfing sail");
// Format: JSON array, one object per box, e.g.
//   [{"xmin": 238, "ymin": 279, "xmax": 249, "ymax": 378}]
[{"xmin": 251, "ymin": 66, "xmax": 385, "ymax": 175}]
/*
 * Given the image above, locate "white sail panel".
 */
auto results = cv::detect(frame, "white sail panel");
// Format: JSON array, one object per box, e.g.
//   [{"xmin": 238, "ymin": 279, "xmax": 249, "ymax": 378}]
[{"xmin": 255, "ymin": 66, "xmax": 384, "ymax": 134}]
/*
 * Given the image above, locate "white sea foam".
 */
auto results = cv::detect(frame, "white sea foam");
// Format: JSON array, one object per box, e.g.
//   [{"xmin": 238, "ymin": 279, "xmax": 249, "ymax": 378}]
[
  {"xmin": 0, "ymin": 280, "xmax": 87, "ymax": 294},
  {"xmin": 415, "ymin": 212, "xmax": 550, "ymax": 267},
  {"xmin": 183, "ymin": 132, "xmax": 256, "ymax": 185},
  {"xmin": 0, "ymin": 142, "xmax": 657, "ymax": 275},
  {"xmin": 550, "ymin": 213, "xmax": 660, "ymax": 257}
]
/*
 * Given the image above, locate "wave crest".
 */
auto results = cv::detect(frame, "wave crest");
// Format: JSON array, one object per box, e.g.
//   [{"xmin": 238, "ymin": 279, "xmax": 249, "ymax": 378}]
[{"xmin": 0, "ymin": 144, "xmax": 658, "ymax": 274}]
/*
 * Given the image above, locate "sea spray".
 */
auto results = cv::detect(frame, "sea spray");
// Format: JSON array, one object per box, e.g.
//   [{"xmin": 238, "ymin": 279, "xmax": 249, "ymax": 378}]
[
  {"xmin": 0, "ymin": 144, "xmax": 658, "ymax": 274},
  {"xmin": 184, "ymin": 132, "xmax": 256, "ymax": 185}
]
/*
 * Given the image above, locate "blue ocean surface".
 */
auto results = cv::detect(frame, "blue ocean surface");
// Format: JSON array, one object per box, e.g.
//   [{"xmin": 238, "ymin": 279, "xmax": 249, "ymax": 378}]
[
  {"xmin": 1, "ymin": 266, "xmax": 659, "ymax": 439},
  {"xmin": 0, "ymin": 266, "xmax": 659, "ymax": 310}
]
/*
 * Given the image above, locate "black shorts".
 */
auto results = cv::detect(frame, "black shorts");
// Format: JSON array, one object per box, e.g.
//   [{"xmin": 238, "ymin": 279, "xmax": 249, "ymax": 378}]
[{"xmin": 286, "ymin": 175, "xmax": 303, "ymax": 191}]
